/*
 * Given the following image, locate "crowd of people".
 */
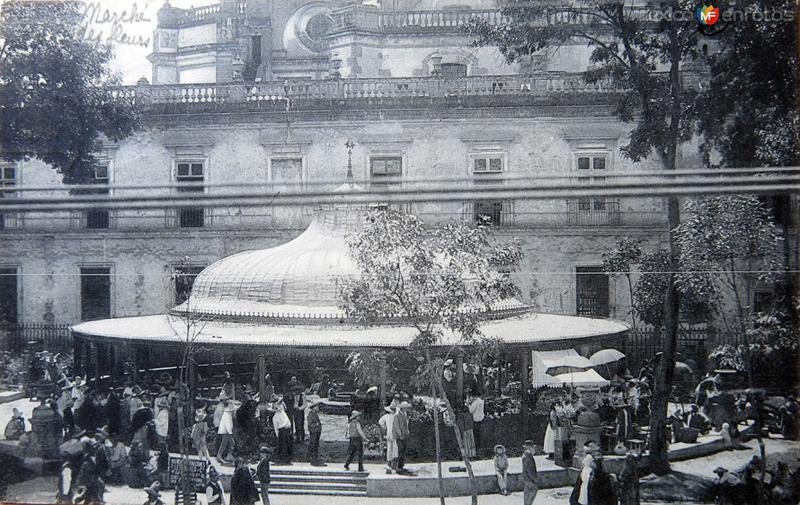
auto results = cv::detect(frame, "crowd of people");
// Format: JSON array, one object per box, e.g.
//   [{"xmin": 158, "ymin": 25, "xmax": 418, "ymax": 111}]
[{"xmin": 3, "ymin": 351, "xmax": 800, "ymax": 505}]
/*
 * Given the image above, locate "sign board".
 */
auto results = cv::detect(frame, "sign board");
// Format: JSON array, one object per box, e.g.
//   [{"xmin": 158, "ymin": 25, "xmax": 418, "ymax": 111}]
[{"xmin": 168, "ymin": 456, "xmax": 207, "ymax": 492}]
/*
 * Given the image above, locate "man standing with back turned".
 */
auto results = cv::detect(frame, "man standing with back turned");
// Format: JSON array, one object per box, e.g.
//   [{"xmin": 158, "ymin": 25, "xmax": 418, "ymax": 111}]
[{"xmin": 522, "ymin": 439, "xmax": 538, "ymax": 505}]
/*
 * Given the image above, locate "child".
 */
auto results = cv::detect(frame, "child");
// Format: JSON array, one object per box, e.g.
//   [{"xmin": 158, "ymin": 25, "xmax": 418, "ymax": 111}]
[
  {"xmin": 191, "ymin": 409, "xmax": 210, "ymax": 460},
  {"xmin": 493, "ymin": 444, "xmax": 509, "ymax": 495}
]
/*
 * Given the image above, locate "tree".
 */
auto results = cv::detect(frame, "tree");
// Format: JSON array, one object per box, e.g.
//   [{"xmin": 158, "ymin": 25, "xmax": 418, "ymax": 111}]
[
  {"xmin": 167, "ymin": 258, "xmax": 211, "ymax": 505},
  {"xmin": 340, "ymin": 208, "xmax": 521, "ymax": 505},
  {"xmin": 469, "ymin": 0, "xmax": 700, "ymax": 473},
  {"xmin": 0, "ymin": 1, "xmax": 140, "ymax": 183},
  {"xmin": 602, "ymin": 238, "xmax": 642, "ymax": 328},
  {"xmin": 675, "ymin": 194, "xmax": 784, "ymax": 382},
  {"xmin": 676, "ymin": 194, "xmax": 785, "ymax": 499},
  {"xmin": 602, "ymin": 238, "xmax": 715, "ymax": 329},
  {"xmin": 697, "ymin": 0, "xmax": 798, "ymax": 322}
]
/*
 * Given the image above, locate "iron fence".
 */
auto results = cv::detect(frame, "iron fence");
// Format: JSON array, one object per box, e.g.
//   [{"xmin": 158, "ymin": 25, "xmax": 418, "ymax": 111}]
[{"xmin": 0, "ymin": 323, "xmax": 73, "ymax": 354}]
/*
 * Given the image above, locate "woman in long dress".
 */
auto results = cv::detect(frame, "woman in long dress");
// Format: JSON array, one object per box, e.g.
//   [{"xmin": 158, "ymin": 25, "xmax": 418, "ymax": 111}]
[
  {"xmin": 154, "ymin": 387, "xmax": 170, "ymax": 444},
  {"xmin": 543, "ymin": 401, "xmax": 559, "ymax": 458}
]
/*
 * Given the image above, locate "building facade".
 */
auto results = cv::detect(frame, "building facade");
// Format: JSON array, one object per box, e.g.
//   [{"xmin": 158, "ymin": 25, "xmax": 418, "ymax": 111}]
[{"xmin": 2, "ymin": 0, "xmax": 720, "ymax": 330}]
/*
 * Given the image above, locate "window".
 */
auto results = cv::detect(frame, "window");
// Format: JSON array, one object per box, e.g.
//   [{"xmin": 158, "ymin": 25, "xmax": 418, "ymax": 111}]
[
  {"xmin": 576, "ymin": 155, "xmax": 607, "ymax": 210},
  {"xmin": 370, "ymin": 156, "xmax": 402, "ymax": 189},
  {"xmin": 176, "ymin": 161, "xmax": 204, "ymax": 228},
  {"xmin": 576, "ymin": 266, "xmax": 609, "ymax": 317},
  {"xmin": 80, "ymin": 267, "xmax": 111, "ymax": 321},
  {"xmin": 0, "ymin": 165, "xmax": 16, "ymax": 230},
  {"xmin": 174, "ymin": 265, "xmax": 205, "ymax": 305},
  {"xmin": 85, "ymin": 163, "xmax": 110, "ymax": 229},
  {"xmin": 472, "ymin": 155, "xmax": 503, "ymax": 174},
  {"xmin": 270, "ymin": 158, "xmax": 303, "ymax": 190},
  {"xmin": 473, "ymin": 201, "xmax": 512, "ymax": 226},
  {"xmin": 0, "ymin": 267, "xmax": 18, "ymax": 325},
  {"xmin": 440, "ymin": 63, "xmax": 467, "ymax": 78}
]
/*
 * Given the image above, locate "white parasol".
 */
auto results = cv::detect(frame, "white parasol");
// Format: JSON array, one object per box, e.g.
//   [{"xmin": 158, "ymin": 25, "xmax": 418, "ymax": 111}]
[{"xmin": 590, "ymin": 348, "xmax": 626, "ymax": 366}]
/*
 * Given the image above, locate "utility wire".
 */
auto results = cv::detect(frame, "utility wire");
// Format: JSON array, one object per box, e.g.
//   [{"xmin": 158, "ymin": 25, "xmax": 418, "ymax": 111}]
[
  {"xmin": 7, "ymin": 166, "xmax": 800, "ymax": 193},
  {"xmin": 2, "ymin": 175, "xmax": 797, "ymax": 212}
]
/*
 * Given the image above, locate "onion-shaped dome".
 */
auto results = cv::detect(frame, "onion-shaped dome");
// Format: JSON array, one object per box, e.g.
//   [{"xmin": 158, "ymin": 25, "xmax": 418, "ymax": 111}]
[{"xmin": 175, "ymin": 206, "xmax": 364, "ymax": 319}]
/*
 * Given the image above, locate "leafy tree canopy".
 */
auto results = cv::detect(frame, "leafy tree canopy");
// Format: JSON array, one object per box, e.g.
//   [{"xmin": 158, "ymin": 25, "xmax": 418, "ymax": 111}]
[
  {"xmin": 698, "ymin": 0, "xmax": 798, "ymax": 167},
  {"xmin": 0, "ymin": 0, "xmax": 140, "ymax": 183},
  {"xmin": 340, "ymin": 208, "xmax": 522, "ymax": 351}
]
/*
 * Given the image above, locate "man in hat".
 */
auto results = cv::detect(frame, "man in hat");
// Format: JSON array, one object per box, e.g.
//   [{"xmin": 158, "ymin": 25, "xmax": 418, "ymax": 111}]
[
  {"xmin": 306, "ymin": 400, "xmax": 324, "ymax": 466},
  {"xmin": 686, "ymin": 404, "xmax": 710, "ymax": 434},
  {"xmin": 378, "ymin": 399, "xmax": 398, "ymax": 473},
  {"xmin": 467, "ymin": 391, "xmax": 485, "ymax": 453},
  {"xmin": 143, "ymin": 482, "xmax": 164, "ymax": 505},
  {"xmin": 522, "ymin": 439, "xmax": 538, "ymax": 505},
  {"xmin": 206, "ymin": 466, "xmax": 226, "ymax": 505},
  {"xmin": 129, "ymin": 385, "xmax": 145, "ymax": 422},
  {"xmin": 344, "ymin": 410, "xmax": 366, "ymax": 472},
  {"xmin": 392, "ymin": 402, "xmax": 411, "ymax": 473},
  {"xmin": 292, "ymin": 386, "xmax": 308, "ymax": 443},
  {"xmin": 616, "ymin": 401, "xmax": 633, "ymax": 443},
  {"xmin": 256, "ymin": 445, "xmax": 272, "ymax": 505},
  {"xmin": 4, "ymin": 407, "xmax": 25, "ymax": 440},
  {"xmin": 272, "ymin": 400, "xmax": 292, "ymax": 465}
]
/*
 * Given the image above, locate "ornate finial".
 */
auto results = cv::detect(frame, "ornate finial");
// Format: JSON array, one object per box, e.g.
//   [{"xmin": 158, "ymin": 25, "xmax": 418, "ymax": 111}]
[{"xmin": 344, "ymin": 139, "xmax": 355, "ymax": 179}]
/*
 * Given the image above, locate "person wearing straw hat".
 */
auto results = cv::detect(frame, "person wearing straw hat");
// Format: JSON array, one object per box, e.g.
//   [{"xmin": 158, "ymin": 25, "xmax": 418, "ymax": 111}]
[
  {"xmin": 306, "ymin": 399, "xmax": 325, "ymax": 466},
  {"xmin": 142, "ymin": 482, "xmax": 164, "ymax": 505},
  {"xmin": 255, "ymin": 445, "xmax": 272, "ymax": 505},
  {"xmin": 392, "ymin": 401, "xmax": 411, "ymax": 473},
  {"xmin": 206, "ymin": 465, "xmax": 227, "ymax": 505},
  {"xmin": 344, "ymin": 410, "xmax": 366, "ymax": 472},
  {"xmin": 192, "ymin": 408, "xmax": 210, "ymax": 460},
  {"xmin": 378, "ymin": 399, "xmax": 398, "ymax": 473}
]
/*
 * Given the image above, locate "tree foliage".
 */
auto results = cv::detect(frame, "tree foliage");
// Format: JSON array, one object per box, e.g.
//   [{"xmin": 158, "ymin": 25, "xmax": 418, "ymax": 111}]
[
  {"xmin": 340, "ymin": 208, "xmax": 522, "ymax": 504},
  {"xmin": 0, "ymin": 0, "xmax": 140, "ymax": 183},
  {"xmin": 340, "ymin": 208, "xmax": 522, "ymax": 350},
  {"xmin": 632, "ymin": 249, "xmax": 715, "ymax": 327},
  {"xmin": 698, "ymin": 0, "xmax": 798, "ymax": 167},
  {"xmin": 675, "ymin": 194, "xmax": 784, "ymax": 333}
]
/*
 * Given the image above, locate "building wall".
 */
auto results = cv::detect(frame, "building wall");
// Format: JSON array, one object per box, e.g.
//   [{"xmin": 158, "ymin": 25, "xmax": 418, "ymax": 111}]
[{"xmin": 2, "ymin": 110, "xmax": 668, "ymax": 326}]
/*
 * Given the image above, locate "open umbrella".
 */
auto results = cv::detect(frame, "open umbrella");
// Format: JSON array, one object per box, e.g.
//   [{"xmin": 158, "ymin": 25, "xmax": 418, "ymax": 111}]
[{"xmin": 590, "ymin": 349, "xmax": 626, "ymax": 366}]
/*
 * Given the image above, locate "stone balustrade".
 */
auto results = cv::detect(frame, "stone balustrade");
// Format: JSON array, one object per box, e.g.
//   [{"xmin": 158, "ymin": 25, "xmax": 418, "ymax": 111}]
[{"xmin": 119, "ymin": 73, "xmax": 621, "ymax": 106}]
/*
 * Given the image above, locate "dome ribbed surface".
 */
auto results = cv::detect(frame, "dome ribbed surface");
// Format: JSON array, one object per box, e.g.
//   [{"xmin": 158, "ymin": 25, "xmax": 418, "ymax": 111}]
[{"xmin": 185, "ymin": 207, "xmax": 363, "ymax": 315}]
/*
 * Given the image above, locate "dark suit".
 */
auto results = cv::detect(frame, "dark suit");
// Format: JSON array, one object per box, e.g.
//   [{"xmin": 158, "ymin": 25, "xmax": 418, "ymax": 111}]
[{"xmin": 522, "ymin": 450, "xmax": 538, "ymax": 505}]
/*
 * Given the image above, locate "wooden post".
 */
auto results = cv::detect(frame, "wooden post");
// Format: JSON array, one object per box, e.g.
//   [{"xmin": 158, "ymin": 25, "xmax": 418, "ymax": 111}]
[
  {"xmin": 455, "ymin": 350, "xmax": 464, "ymax": 407},
  {"xmin": 258, "ymin": 354, "xmax": 266, "ymax": 400},
  {"xmin": 520, "ymin": 348, "xmax": 530, "ymax": 443},
  {"xmin": 92, "ymin": 342, "xmax": 101, "ymax": 386},
  {"xmin": 131, "ymin": 346, "xmax": 139, "ymax": 384},
  {"xmin": 496, "ymin": 352, "xmax": 504, "ymax": 395},
  {"xmin": 379, "ymin": 357, "xmax": 387, "ymax": 408}
]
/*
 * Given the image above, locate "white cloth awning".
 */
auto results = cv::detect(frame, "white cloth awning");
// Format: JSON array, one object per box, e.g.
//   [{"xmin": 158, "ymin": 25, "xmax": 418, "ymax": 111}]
[
  {"xmin": 537, "ymin": 349, "xmax": 595, "ymax": 371},
  {"xmin": 549, "ymin": 369, "xmax": 610, "ymax": 387}
]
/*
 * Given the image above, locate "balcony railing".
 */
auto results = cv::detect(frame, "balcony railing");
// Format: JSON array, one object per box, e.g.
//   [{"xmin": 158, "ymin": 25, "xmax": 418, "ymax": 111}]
[
  {"xmin": 377, "ymin": 9, "xmax": 507, "ymax": 32},
  {"xmin": 116, "ymin": 73, "xmax": 621, "ymax": 107},
  {"xmin": 1, "ymin": 205, "xmax": 665, "ymax": 233}
]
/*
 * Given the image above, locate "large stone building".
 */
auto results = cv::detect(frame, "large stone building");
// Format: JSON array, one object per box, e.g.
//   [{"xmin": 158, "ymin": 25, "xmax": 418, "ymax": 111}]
[{"xmin": 0, "ymin": 0, "xmax": 720, "ymax": 331}]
